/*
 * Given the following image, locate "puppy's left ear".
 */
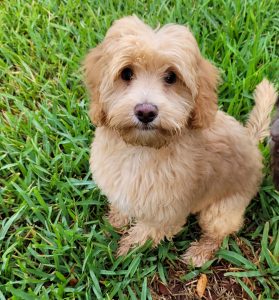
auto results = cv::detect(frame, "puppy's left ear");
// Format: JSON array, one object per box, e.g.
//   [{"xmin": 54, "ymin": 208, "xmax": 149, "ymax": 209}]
[
  {"xmin": 189, "ymin": 58, "xmax": 219, "ymax": 128},
  {"xmin": 83, "ymin": 44, "xmax": 107, "ymax": 127}
]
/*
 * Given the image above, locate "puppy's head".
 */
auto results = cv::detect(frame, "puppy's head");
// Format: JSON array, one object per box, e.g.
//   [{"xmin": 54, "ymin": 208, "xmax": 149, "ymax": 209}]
[{"xmin": 84, "ymin": 16, "xmax": 219, "ymax": 148}]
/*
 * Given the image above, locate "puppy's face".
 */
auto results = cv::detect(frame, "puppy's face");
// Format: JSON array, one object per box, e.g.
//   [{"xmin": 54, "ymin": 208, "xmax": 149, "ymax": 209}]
[{"xmin": 84, "ymin": 16, "xmax": 218, "ymax": 148}]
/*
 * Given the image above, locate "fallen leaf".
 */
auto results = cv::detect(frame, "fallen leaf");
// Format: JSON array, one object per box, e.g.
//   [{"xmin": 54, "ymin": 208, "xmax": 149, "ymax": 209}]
[
  {"xmin": 158, "ymin": 282, "xmax": 171, "ymax": 296},
  {"xmin": 68, "ymin": 278, "xmax": 78, "ymax": 287},
  {"xmin": 196, "ymin": 274, "xmax": 208, "ymax": 298}
]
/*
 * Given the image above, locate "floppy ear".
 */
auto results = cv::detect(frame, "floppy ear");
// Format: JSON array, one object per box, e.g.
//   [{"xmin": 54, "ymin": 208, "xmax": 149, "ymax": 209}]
[
  {"xmin": 189, "ymin": 58, "xmax": 219, "ymax": 128},
  {"xmin": 83, "ymin": 45, "xmax": 106, "ymax": 126}
]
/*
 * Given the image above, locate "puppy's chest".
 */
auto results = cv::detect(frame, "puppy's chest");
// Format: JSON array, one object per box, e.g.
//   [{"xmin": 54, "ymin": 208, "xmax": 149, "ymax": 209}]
[{"xmin": 90, "ymin": 140, "xmax": 194, "ymax": 218}]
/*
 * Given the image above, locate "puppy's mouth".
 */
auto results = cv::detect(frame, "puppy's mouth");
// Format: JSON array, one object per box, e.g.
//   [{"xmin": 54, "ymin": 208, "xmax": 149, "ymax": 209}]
[
  {"xmin": 116, "ymin": 121, "xmax": 177, "ymax": 148},
  {"xmin": 136, "ymin": 123, "xmax": 157, "ymax": 131}
]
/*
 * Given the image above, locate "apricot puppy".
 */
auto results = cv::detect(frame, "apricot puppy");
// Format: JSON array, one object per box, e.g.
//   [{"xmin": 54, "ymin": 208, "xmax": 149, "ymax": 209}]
[{"xmin": 84, "ymin": 16, "xmax": 277, "ymax": 266}]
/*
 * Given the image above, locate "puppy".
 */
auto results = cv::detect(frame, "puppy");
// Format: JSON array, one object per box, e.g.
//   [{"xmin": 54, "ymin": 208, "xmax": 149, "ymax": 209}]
[{"xmin": 84, "ymin": 16, "xmax": 277, "ymax": 266}]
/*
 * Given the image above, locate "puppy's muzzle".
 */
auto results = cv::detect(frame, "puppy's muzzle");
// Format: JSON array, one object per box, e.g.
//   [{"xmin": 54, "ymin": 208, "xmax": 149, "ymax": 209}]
[{"xmin": 134, "ymin": 103, "xmax": 158, "ymax": 124}]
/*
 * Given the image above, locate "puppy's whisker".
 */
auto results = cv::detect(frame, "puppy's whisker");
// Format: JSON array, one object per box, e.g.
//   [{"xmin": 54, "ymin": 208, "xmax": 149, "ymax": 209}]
[{"xmin": 165, "ymin": 119, "xmax": 182, "ymax": 135}]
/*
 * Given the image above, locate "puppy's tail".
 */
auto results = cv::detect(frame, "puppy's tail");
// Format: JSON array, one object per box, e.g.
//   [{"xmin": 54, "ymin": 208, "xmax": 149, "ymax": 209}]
[{"xmin": 246, "ymin": 79, "xmax": 277, "ymax": 143}]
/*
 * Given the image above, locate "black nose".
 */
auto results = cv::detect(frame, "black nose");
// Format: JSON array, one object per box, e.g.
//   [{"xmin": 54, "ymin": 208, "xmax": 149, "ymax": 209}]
[{"xmin": 134, "ymin": 103, "xmax": 158, "ymax": 124}]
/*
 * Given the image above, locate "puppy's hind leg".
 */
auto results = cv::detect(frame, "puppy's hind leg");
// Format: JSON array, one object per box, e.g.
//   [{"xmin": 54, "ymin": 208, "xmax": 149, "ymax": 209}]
[
  {"xmin": 182, "ymin": 194, "xmax": 250, "ymax": 267},
  {"xmin": 117, "ymin": 220, "xmax": 184, "ymax": 256}
]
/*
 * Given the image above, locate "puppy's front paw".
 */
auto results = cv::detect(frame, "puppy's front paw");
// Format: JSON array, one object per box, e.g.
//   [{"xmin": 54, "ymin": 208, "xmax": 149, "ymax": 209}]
[
  {"xmin": 182, "ymin": 237, "xmax": 220, "ymax": 267},
  {"xmin": 117, "ymin": 234, "xmax": 134, "ymax": 256},
  {"xmin": 107, "ymin": 206, "xmax": 130, "ymax": 229},
  {"xmin": 116, "ymin": 223, "xmax": 151, "ymax": 257}
]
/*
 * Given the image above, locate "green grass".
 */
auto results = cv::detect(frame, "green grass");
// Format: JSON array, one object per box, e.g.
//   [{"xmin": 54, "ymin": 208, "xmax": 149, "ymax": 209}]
[{"xmin": 0, "ymin": 0, "xmax": 278, "ymax": 299}]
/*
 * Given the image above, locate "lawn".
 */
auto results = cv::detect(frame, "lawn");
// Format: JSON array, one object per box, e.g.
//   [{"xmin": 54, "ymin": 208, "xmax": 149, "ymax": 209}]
[{"xmin": 0, "ymin": 0, "xmax": 278, "ymax": 299}]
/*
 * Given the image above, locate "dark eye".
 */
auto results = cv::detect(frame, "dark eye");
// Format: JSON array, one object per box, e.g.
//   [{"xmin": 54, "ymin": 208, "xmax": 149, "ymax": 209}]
[
  {"xmin": 164, "ymin": 71, "xmax": 177, "ymax": 84},
  {"xmin": 121, "ymin": 67, "xmax": 134, "ymax": 81}
]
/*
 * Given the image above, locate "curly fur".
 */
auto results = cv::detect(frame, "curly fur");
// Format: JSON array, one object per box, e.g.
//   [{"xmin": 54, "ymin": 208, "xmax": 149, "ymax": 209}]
[{"xmin": 84, "ymin": 16, "xmax": 277, "ymax": 266}]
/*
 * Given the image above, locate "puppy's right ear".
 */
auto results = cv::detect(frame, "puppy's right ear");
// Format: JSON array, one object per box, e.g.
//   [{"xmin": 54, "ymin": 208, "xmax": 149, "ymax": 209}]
[
  {"xmin": 83, "ymin": 45, "xmax": 106, "ymax": 126},
  {"xmin": 188, "ymin": 58, "xmax": 219, "ymax": 129}
]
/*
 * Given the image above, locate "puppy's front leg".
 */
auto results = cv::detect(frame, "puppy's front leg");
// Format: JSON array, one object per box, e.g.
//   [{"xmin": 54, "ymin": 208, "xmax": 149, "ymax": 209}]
[{"xmin": 117, "ymin": 221, "xmax": 184, "ymax": 256}]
